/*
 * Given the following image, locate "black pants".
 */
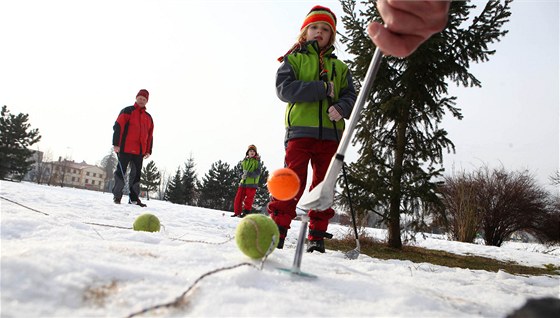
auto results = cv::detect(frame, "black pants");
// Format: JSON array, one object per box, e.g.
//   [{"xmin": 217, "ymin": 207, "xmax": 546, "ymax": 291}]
[{"xmin": 112, "ymin": 152, "xmax": 143, "ymax": 202}]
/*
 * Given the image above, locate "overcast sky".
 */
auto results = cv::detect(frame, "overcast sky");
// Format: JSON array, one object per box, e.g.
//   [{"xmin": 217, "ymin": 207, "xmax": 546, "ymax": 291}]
[{"xmin": 1, "ymin": 0, "xmax": 558, "ymax": 192}]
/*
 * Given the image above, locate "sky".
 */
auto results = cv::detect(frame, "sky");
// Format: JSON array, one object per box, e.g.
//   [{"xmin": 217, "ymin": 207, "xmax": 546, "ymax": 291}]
[
  {"xmin": 1, "ymin": 181, "xmax": 559, "ymax": 317},
  {"xmin": 0, "ymin": 0, "xmax": 558, "ymax": 193}
]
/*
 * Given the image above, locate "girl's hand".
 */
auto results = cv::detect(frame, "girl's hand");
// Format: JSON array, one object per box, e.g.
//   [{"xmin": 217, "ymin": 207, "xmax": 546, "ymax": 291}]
[{"xmin": 328, "ymin": 106, "xmax": 342, "ymax": 122}]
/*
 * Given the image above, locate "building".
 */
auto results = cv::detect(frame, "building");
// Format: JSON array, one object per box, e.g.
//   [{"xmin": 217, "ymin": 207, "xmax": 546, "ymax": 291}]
[{"xmin": 45, "ymin": 158, "xmax": 107, "ymax": 191}]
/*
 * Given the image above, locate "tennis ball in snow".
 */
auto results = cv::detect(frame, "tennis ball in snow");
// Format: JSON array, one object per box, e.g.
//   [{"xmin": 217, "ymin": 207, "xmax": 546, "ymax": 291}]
[
  {"xmin": 133, "ymin": 213, "xmax": 161, "ymax": 232},
  {"xmin": 235, "ymin": 214, "xmax": 280, "ymax": 259},
  {"xmin": 267, "ymin": 168, "xmax": 300, "ymax": 201}
]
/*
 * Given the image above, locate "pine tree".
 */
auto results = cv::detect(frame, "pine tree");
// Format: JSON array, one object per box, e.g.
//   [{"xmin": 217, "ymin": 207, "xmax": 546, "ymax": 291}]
[
  {"xmin": 164, "ymin": 168, "xmax": 184, "ymax": 204},
  {"xmin": 181, "ymin": 156, "xmax": 198, "ymax": 206},
  {"xmin": 339, "ymin": 1, "xmax": 512, "ymax": 248},
  {"xmin": 0, "ymin": 105, "xmax": 41, "ymax": 180},
  {"xmin": 141, "ymin": 160, "xmax": 161, "ymax": 200},
  {"xmin": 254, "ymin": 162, "xmax": 270, "ymax": 212},
  {"xmin": 198, "ymin": 160, "xmax": 237, "ymax": 211}
]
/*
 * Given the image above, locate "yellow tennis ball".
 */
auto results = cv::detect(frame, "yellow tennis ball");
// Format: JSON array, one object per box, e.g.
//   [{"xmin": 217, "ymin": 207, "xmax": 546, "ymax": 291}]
[
  {"xmin": 133, "ymin": 213, "xmax": 161, "ymax": 232},
  {"xmin": 235, "ymin": 214, "xmax": 280, "ymax": 259}
]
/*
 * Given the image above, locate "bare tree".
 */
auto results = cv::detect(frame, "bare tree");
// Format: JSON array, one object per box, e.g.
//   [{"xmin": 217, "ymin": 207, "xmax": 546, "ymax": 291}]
[
  {"xmin": 34, "ymin": 149, "xmax": 52, "ymax": 184},
  {"xmin": 475, "ymin": 167, "xmax": 549, "ymax": 247},
  {"xmin": 439, "ymin": 172, "xmax": 481, "ymax": 242},
  {"xmin": 157, "ymin": 169, "xmax": 169, "ymax": 200},
  {"xmin": 100, "ymin": 148, "xmax": 118, "ymax": 192}
]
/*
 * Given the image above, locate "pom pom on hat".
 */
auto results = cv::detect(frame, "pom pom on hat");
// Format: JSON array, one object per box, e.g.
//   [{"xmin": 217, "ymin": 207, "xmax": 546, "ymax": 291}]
[
  {"xmin": 136, "ymin": 89, "xmax": 149, "ymax": 100},
  {"xmin": 301, "ymin": 5, "xmax": 337, "ymax": 34}
]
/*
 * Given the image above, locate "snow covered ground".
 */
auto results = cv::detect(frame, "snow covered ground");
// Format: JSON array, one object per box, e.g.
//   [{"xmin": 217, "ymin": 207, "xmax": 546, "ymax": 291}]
[{"xmin": 1, "ymin": 181, "xmax": 558, "ymax": 317}]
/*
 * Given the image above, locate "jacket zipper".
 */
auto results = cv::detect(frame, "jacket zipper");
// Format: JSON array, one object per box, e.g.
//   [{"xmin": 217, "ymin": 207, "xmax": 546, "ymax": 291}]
[{"xmin": 287, "ymin": 103, "xmax": 293, "ymax": 126}]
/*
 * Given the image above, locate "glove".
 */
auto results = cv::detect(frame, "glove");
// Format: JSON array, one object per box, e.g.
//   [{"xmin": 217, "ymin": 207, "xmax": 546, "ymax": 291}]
[{"xmin": 242, "ymin": 171, "xmax": 248, "ymax": 179}]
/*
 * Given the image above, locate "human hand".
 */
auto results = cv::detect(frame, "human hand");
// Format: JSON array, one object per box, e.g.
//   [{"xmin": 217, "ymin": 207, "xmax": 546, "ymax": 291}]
[
  {"xmin": 144, "ymin": 153, "xmax": 150, "ymax": 159},
  {"xmin": 242, "ymin": 171, "xmax": 248, "ymax": 179},
  {"xmin": 367, "ymin": 0, "xmax": 450, "ymax": 58},
  {"xmin": 113, "ymin": 146, "xmax": 120, "ymax": 153},
  {"xmin": 328, "ymin": 106, "xmax": 342, "ymax": 122}
]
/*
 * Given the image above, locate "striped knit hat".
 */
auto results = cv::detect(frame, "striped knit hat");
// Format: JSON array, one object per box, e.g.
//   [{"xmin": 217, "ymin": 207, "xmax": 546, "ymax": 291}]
[
  {"xmin": 136, "ymin": 89, "xmax": 149, "ymax": 100},
  {"xmin": 246, "ymin": 144, "xmax": 257, "ymax": 156},
  {"xmin": 301, "ymin": 5, "xmax": 337, "ymax": 34}
]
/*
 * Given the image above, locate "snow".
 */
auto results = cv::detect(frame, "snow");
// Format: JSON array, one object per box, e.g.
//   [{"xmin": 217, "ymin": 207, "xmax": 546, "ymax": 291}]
[{"xmin": 1, "ymin": 181, "xmax": 558, "ymax": 317}]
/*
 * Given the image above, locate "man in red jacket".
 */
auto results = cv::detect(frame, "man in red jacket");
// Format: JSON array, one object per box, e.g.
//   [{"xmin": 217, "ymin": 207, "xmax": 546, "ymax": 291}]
[{"xmin": 112, "ymin": 89, "xmax": 154, "ymax": 207}]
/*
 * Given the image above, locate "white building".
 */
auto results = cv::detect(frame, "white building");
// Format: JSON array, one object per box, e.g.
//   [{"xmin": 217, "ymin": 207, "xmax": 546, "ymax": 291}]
[{"xmin": 46, "ymin": 158, "xmax": 106, "ymax": 191}]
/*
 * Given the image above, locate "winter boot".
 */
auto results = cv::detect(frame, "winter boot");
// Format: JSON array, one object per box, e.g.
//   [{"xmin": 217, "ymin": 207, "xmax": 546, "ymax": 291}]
[
  {"xmin": 306, "ymin": 229, "xmax": 332, "ymax": 253},
  {"xmin": 231, "ymin": 213, "xmax": 240, "ymax": 218},
  {"xmin": 113, "ymin": 196, "xmax": 121, "ymax": 204},
  {"xmin": 276, "ymin": 224, "xmax": 288, "ymax": 249},
  {"xmin": 277, "ymin": 238, "xmax": 285, "ymax": 249},
  {"xmin": 306, "ymin": 239, "xmax": 325, "ymax": 253},
  {"xmin": 241, "ymin": 209, "xmax": 252, "ymax": 217},
  {"xmin": 129, "ymin": 199, "xmax": 147, "ymax": 207}
]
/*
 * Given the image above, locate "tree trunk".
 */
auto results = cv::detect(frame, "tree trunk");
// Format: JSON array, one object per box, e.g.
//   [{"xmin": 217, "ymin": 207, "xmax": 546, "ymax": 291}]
[{"xmin": 387, "ymin": 105, "xmax": 410, "ymax": 248}]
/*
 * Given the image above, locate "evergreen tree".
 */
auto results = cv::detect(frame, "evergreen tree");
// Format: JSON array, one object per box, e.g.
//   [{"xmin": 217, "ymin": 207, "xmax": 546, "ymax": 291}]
[
  {"xmin": 141, "ymin": 160, "xmax": 161, "ymax": 200},
  {"xmin": 0, "ymin": 105, "xmax": 41, "ymax": 180},
  {"xmin": 254, "ymin": 162, "xmax": 270, "ymax": 212},
  {"xmin": 164, "ymin": 168, "xmax": 184, "ymax": 204},
  {"xmin": 198, "ymin": 160, "xmax": 237, "ymax": 211},
  {"xmin": 339, "ymin": 1, "xmax": 512, "ymax": 248},
  {"xmin": 181, "ymin": 156, "xmax": 198, "ymax": 206}
]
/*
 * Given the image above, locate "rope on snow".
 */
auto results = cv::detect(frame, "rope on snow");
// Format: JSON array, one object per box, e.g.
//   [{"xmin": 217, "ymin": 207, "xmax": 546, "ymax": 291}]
[
  {"xmin": 125, "ymin": 237, "xmax": 277, "ymax": 318},
  {"xmin": 1, "ymin": 196, "xmax": 233, "ymax": 245},
  {"xmin": 0, "ymin": 195, "xmax": 49, "ymax": 215},
  {"xmin": 2, "ymin": 195, "xmax": 280, "ymax": 317}
]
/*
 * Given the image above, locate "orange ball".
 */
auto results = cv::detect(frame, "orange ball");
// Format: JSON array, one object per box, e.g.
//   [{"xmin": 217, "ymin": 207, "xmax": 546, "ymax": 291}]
[{"xmin": 267, "ymin": 168, "xmax": 300, "ymax": 201}]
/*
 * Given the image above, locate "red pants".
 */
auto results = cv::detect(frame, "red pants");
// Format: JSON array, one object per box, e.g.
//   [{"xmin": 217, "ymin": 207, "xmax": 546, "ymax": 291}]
[
  {"xmin": 267, "ymin": 138, "xmax": 337, "ymax": 240},
  {"xmin": 234, "ymin": 186, "xmax": 257, "ymax": 215}
]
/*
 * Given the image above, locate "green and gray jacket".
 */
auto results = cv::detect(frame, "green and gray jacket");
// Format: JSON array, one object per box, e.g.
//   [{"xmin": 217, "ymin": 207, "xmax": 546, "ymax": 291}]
[
  {"xmin": 239, "ymin": 156, "xmax": 261, "ymax": 188},
  {"xmin": 276, "ymin": 41, "xmax": 357, "ymax": 142}
]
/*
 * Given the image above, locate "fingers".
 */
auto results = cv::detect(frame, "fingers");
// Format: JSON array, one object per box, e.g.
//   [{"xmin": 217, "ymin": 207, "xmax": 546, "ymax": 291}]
[
  {"xmin": 377, "ymin": 0, "xmax": 427, "ymax": 36},
  {"xmin": 368, "ymin": 22, "xmax": 424, "ymax": 58},
  {"xmin": 328, "ymin": 106, "xmax": 342, "ymax": 122},
  {"xmin": 370, "ymin": 0, "xmax": 450, "ymax": 58}
]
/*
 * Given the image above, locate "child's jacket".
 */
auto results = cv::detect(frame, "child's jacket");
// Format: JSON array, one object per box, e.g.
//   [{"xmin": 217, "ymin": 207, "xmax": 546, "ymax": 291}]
[
  {"xmin": 239, "ymin": 156, "xmax": 261, "ymax": 188},
  {"xmin": 276, "ymin": 41, "xmax": 356, "ymax": 142}
]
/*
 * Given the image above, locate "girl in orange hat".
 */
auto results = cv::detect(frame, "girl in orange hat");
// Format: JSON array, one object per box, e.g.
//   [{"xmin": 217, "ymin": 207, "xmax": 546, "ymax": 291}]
[
  {"xmin": 232, "ymin": 145, "xmax": 261, "ymax": 217},
  {"xmin": 267, "ymin": 5, "xmax": 357, "ymax": 253}
]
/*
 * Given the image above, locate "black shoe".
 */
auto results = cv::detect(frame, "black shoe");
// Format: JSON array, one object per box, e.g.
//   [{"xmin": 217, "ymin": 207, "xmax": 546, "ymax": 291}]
[
  {"xmin": 276, "ymin": 224, "xmax": 288, "ymax": 249},
  {"xmin": 231, "ymin": 213, "xmax": 241, "ymax": 218},
  {"xmin": 113, "ymin": 197, "xmax": 121, "ymax": 204},
  {"xmin": 129, "ymin": 199, "xmax": 147, "ymax": 207},
  {"xmin": 306, "ymin": 239, "xmax": 325, "ymax": 253},
  {"xmin": 277, "ymin": 237, "xmax": 285, "ymax": 249}
]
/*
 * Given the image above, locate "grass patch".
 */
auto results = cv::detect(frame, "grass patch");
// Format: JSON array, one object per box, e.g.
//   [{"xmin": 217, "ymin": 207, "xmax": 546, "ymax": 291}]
[{"xmin": 325, "ymin": 237, "xmax": 558, "ymax": 276}]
